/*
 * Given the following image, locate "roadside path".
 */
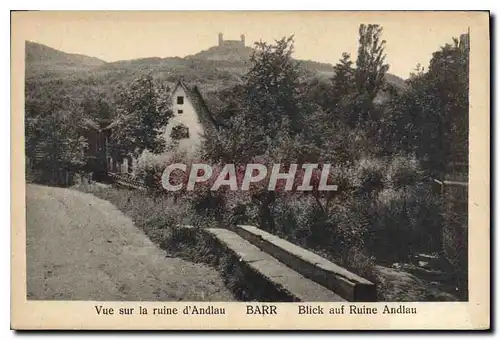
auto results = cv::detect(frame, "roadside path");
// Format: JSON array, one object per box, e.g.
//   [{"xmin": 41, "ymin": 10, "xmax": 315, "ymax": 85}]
[{"xmin": 26, "ymin": 184, "xmax": 235, "ymax": 301}]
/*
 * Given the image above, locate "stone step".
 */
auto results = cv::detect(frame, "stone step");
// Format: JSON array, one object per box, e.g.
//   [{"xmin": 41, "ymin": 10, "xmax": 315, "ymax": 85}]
[
  {"xmin": 204, "ymin": 228, "xmax": 345, "ymax": 302},
  {"xmin": 235, "ymin": 225, "xmax": 377, "ymax": 302}
]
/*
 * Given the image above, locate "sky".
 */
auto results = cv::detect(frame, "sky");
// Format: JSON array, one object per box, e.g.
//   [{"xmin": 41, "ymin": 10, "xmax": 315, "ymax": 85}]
[{"xmin": 14, "ymin": 11, "xmax": 472, "ymax": 79}]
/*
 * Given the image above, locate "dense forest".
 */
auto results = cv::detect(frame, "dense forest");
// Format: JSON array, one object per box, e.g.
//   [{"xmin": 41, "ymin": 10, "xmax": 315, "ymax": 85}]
[{"xmin": 25, "ymin": 24, "xmax": 469, "ymax": 300}]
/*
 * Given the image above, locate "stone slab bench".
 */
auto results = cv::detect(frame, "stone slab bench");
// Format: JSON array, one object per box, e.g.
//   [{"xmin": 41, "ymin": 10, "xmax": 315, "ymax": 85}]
[
  {"xmin": 235, "ymin": 225, "xmax": 377, "ymax": 302},
  {"xmin": 204, "ymin": 228, "xmax": 345, "ymax": 302}
]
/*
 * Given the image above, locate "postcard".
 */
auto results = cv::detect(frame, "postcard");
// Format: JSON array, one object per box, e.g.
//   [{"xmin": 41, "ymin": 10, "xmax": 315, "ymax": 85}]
[{"xmin": 11, "ymin": 10, "xmax": 490, "ymax": 330}]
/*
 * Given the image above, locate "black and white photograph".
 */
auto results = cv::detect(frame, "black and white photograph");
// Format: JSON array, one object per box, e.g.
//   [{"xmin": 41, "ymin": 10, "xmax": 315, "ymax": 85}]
[{"xmin": 11, "ymin": 10, "xmax": 489, "ymax": 330}]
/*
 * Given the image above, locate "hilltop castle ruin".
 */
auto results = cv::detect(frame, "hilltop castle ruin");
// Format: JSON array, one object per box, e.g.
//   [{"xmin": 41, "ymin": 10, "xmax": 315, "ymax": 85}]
[{"xmin": 218, "ymin": 33, "xmax": 245, "ymax": 48}]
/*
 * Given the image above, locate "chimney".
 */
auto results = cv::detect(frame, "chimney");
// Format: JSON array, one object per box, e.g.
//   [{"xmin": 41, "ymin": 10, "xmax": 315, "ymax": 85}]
[
  {"xmin": 218, "ymin": 33, "xmax": 223, "ymax": 46},
  {"xmin": 240, "ymin": 34, "xmax": 245, "ymax": 47}
]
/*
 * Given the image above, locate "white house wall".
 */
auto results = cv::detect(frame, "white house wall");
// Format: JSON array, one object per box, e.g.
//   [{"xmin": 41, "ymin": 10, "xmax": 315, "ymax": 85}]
[
  {"xmin": 165, "ymin": 85, "xmax": 206, "ymax": 155},
  {"xmin": 130, "ymin": 85, "xmax": 206, "ymax": 175}
]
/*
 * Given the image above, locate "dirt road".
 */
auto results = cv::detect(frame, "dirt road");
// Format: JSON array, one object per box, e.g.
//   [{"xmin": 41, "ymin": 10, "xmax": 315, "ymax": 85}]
[{"xmin": 26, "ymin": 184, "xmax": 235, "ymax": 301}]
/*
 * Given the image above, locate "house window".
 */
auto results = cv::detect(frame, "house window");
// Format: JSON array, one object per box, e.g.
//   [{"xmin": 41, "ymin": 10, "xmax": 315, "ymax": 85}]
[
  {"xmin": 178, "ymin": 109, "xmax": 183, "ymax": 114},
  {"xmin": 171, "ymin": 124, "xmax": 190, "ymax": 140},
  {"xmin": 177, "ymin": 96, "xmax": 184, "ymax": 105}
]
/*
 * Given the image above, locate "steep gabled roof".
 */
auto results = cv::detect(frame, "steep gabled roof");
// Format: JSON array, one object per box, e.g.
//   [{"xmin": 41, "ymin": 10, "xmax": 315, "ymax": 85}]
[{"xmin": 172, "ymin": 79, "xmax": 218, "ymax": 132}]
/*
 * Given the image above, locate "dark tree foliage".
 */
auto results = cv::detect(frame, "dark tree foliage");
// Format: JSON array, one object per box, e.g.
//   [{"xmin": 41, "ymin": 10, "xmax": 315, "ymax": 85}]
[
  {"xmin": 352, "ymin": 24, "xmax": 390, "ymax": 127},
  {"xmin": 81, "ymin": 92, "xmax": 112, "ymax": 120},
  {"xmin": 205, "ymin": 84, "xmax": 246, "ymax": 120},
  {"xmin": 312, "ymin": 25, "xmax": 389, "ymax": 132},
  {"xmin": 332, "ymin": 52, "xmax": 355, "ymax": 101},
  {"xmin": 355, "ymin": 24, "xmax": 390, "ymax": 102},
  {"xmin": 244, "ymin": 36, "xmax": 305, "ymax": 137},
  {"xmin": 25, "ymin": 106, "xmax": 88, "ymax": 185},
  {"xmin": 383, "ymin": 37, "xmax": 469, "ymax": 175},
  {"xmin": 109, "ymin": 75, "xmax": 173, "ymax": 159}
]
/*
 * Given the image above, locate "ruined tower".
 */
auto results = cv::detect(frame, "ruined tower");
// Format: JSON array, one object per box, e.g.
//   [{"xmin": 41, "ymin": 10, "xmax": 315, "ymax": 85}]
[{"xmin": 217, "ymin": 33, "xmax": 246, "ymax": 47}]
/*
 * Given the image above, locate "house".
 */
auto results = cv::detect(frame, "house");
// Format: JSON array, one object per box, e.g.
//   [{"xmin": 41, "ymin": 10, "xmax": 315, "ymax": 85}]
[
  {"xmin": 102, "ymin": 78, "xmax": 217, "ymax": 176},
  {"xmin": 166, "ymin": 78, "xmax": 217, "ymax": 155}
]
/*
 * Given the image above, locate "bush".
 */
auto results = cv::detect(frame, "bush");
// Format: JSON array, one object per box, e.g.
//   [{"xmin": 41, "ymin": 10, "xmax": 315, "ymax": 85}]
[
  {"xmin": 362, "ymin": 185, "xmax": 442, "ymax": 263},
  {"xmin": 134, "ymin": 148, "xmax": 190, "ymax": 193},
  {"xmin": 352, "ymin": 157, "xmax": 386, "ymax": 195},
  {"xmin": 271, "ymin": 195, "xmax": 321, "ymax": 245},
  {"xmin": 171, "ymin": 124, "xmax": 190, "ymax": 140},
  {"xmin": 338, "ymin": 246, "xmax": 377, "ymax": 283},
  {"xmin": 385, "ymin": 153, "xmax": 423, "ymax": 189}
]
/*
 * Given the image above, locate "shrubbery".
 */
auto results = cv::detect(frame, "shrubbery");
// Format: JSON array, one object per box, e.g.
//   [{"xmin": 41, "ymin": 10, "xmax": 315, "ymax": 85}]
[
  {"xmin": 155, "ymin": 152, "xmax": 444, "ymax": 267},
  {"xmin": 128, "ymin": 29, "xmax": 460, "ymax": 284}
]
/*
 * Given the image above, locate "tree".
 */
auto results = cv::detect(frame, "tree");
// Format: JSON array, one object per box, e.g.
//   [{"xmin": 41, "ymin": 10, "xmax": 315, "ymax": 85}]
[
  {"xmin": 354, "ymin": 24, "xmax": 390, "ymax": 125},
  {"xmin": 324, "ymin": 52, "xmax": 358, "ymax": 127},
  {"xmin": 244, "ymin": 36, "xmax": 305, "ymax": 139},
  {"xmin": 314, "ymin": 25, "xmax": 389, "ymax": 132},
  {"xmin": 26, "ymin": 109, "xmax": 88, "ymax": 185},
  {"xmin": 384, "ymin": 36, "xmax": 469, "ymax": 175},
  {"xmin": 302, "ymin": 24, "xmax": 390, "ymax": 158},
  {"xmin": 110, "ymin": 75, "xmax": 173, "ymax": 159},
  {"xmin": 332, "ymin": 52, "xmax": 355, "ymax": 101},
  {"xmin": 355, "ymin": 24, "xmax": 389, "ymax": 100},
  {"xmin": 81, "ymin": 90, "xmax": 112, "ymax": 120},
  {"xmin": 304, "ymin": 77, "xmax": 334, "ymax": 113}
]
